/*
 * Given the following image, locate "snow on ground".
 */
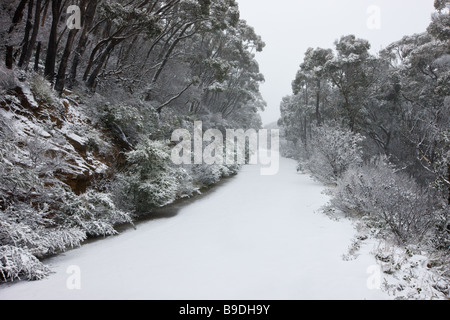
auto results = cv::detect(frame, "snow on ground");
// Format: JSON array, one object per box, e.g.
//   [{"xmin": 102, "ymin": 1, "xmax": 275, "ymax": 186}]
[{"xmin": 0, "ymin": 157, "xmax": 389, "ymax": 300}]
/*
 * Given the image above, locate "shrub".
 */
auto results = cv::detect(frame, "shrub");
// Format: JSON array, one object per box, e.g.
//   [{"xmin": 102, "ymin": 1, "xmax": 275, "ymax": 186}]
[
  {"xmin": 191, "ymin": 164, "xmax": 224, "ymax": 187},
  {"xmin": 100, "ymin": 102, "xmax": 160, "ymax": 147},
  {"xmin": 173, "ymin": 166, "xmax": 200, "ymax": 199},
  {"xmin": 30, "ymin": 74, "xmax": 58, "ymax": 107},
  {"xmin": 190, "ymin": 162, "xmax": 240, "ymax": 188},
  {"xmin": 0, "ymin": 204, "xmax": 87, "ymax": 258},
  {"xmin": 0, "ymin": 245, "xmax": 50, "ymax": 282},
  {"xmin": 331, "ymin": 158, "xmax": 439, "ymax": 244},
  {"xmin": 305, "ymin": 123, "xmax": 365, "ymax": 183},
  {"xmin": 60, "ymin": 190, "xmax": 133, "ymax": 237},
  {"xmin": 118, "ymin": 138, "xmax": 180, "ymax": 213},
  {"xmin": 432, "ymin": 206, "xmax": 450, "ymax": 251}
]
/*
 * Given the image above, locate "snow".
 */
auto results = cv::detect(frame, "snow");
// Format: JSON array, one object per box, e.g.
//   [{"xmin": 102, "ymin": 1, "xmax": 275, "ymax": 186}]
[
  {"xmin": 18, "ymin": 83, "xmax": 39, "ymax": 110},
  {"xmin": 0, "ymin": 157, "xmax": 389, "ymax": 300},
  {"xmin": 1, "ymin": 108, "xmax": 49, "ymax": 139},
  {"xmin": 63, "ymin": 131, "xmax": 87, "ymax": 146}
]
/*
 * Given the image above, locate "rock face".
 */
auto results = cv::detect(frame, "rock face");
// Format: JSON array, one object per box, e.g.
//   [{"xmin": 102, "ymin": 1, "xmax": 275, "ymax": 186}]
[{"xmin": 1, "ymin": 80, "xmax": 112, "ymax": 195}]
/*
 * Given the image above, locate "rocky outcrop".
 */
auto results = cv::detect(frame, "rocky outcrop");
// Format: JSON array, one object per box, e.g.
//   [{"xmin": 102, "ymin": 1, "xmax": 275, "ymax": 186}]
[{"xmin": 0, "ymin": 79, "xmax": 112, "ymax": 195}]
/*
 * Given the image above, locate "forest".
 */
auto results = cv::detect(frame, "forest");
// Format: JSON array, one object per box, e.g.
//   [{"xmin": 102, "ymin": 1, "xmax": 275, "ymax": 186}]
[
  {"xmin": 279, "ymin": 0, "xmax": 449, "ymax": 268},
  {"xmin": 0, "ymin": 0, "xmax": 448, "ymax": 299},
  {"xmin": 0, "ymin": 0, "xmax": 265, "ymax": 281}
]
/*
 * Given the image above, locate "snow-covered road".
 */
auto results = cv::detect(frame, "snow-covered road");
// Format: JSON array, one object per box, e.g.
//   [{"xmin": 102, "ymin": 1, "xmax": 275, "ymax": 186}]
[{"xmin": 0, "ymin": 157, "xmax": 389, "ymax": 300}]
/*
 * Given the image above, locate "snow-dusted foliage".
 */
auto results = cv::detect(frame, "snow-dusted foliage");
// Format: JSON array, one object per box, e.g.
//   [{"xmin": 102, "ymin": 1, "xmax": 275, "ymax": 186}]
[
  {"xmin": 59, "ymin": 191, "xmax": 132, "ymax": 237},
  {"xmin": 332, "ymin": 158, "xmax": 440, "ymax": 244},
  {"xmin": 0, "ymin": 73, "xmax": 130, "ymax": 281},
  {"xmin": 30, "ymin": 74, "xmax": 59, "ymax": 108},
  {"xmin": 116, "ymin": 136, "xmax": 241, "ymax": 214},
  {"xmin": 279, "ymin": 2, "xmax": 449, "ymax": 275},
  {"xmin": 0, "ymin": 204, "xmax": 86, "ymax": 257},
  {"xmin": 191, "ymin": 162, "xmax": 240, "ymax": 187},
  {"xmin": 173, "ymin": 166, "xmax": 200, "ymax": 199},
  {"xmin": 118, "ymin": 139, "xmax": 180, "ymax": 212},
  {"xmin": 305, "ymin": 124, "xmax": 364, "ymax": 183},
  {"xmin": 100, "ymin": 101, "xmax": 160, "ymax": 147},
  {"xmin": 0, "ymin": 0, "xmax": 265, "ymax": 283},
  {"xmin": 0, "ymin": 245, "xmax": 50, "ymax": 282}
]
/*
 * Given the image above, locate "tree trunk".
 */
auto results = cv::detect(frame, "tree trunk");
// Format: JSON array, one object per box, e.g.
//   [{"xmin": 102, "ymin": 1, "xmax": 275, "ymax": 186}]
[
  {"xmin": 40, "ymin": 0, "xmax": 49, "ymax": 27},
  {"xmin": 9, "ymin": 0, "xmax": 29, "ymax": 33},
  {"xmin": 83, "ymin": 29, "xmax": 123, "ymax": 81},
  {"xmin": 343, "ymin": 94, "xmax": 355, "ymax": 132},
  {"xmin": 5, "ymin": 0, "xmax": 29, "ymax": 67},
  {"xmin": 68, "ymin": 1, "xmax": 98, "ymax": 87},
  {"xmin": 44, "ymin": 0, "xmax": 62, "ymax": 80},
  {"xmin": 18, "ymin": 0, "xmax": 34, "ymax": 68},
  {"xmin": 448, "ymin": 162, "xmax": 450, "ymax": 206},
  {"xmin": 55, "ymin": 28, "xmax": 78, "ymax": 93},
  {"xmin": 86, "ymin": 40, "xmax": 118, "ymax": 89},
  {"xmin": 34, "ymin": 41, "xmax": 41, "ymax": 71},
  {"xmin": 316, "ymin": 79, "xmax": 322, "ymax": 125},
  {"xmin": 151, "ymin": 24, "xmax": 191, "ymax": 85},
  {"xmin": 303, "ymin": 116, "xmax": 308, "ymax": 148},
  {"xmin": 22, "ymin": 0, "xmax": 42, "ymax": 70},
  {"xmin": 157, "ymin": 82, "xmax": 194, "ymax": 114},
  {"xmin": 5, "ymin": 46, "xmax": 14, "ymax": 69}
]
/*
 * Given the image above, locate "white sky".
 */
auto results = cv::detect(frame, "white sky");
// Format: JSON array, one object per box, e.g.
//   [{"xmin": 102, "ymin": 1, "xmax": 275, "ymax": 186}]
[{"xmin": 237, "ymin": 0, "xmax": 436, "ymax": 125}]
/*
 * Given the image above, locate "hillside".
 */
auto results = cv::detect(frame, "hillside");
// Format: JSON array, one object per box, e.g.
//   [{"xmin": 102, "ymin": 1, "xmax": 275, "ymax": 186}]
[{"xmin": 1, "ymin": 0, "xmax": 265, "ymax": 282}]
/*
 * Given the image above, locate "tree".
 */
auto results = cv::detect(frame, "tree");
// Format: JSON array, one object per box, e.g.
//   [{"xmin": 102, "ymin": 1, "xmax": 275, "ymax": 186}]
[
  {"xmin": 44, "ymin": 0, "xmax": 62, "ymax": 80},
  {"xmin": 324, "ymin": 35, "xmax": 376, "ymax": 132},
  {"xmin": 20, "ymin": 0, "xmax": 42, "ymax": 70},
  {"xmin": 4, "ymin": 0, "xmax": 30, "ymax": 68},
  {"xmin": 279, "ymin": 4, "xmax": 449, "ymax": 250},
  {"xmin": 17, "ymin": 0, "xmax": 34, "ymax": 68},
  {"xmin": 293, "ymin": 47, "xmax": 333, "ymax": 125},
  {"xmin": 119, "ymin": 139, "xmax": 180, "ymax": 212},
  {"xmin": 68, "ymin": 0, "xmax": 99, "ymax": 87}
]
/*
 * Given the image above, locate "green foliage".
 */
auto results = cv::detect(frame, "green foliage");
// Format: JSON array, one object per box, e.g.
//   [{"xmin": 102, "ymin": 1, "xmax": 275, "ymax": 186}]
[
  {"xmin": 119, "ymin": 138, "xmax": 180, "ymax": 213},
  {"xmin": 101, "ymin": 101, "xmax": 160, "ymax": 146},
  {"xmin": 60, "ymin": 190, "xmax": 133, "ymax": 237}
]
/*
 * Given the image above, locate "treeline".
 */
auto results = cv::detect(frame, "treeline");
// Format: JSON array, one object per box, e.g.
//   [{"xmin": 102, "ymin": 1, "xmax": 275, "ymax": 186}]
[
  {"xmin": 279, "ymin": 1, "xmax": 449, "ymax": 248},
  {"xmin": 2, "ymin": 0, "xmax": 265, "ymax": 123},
  {"xmin": 0, "ymin": 0, "xmax": 265, "ymax": 281}
]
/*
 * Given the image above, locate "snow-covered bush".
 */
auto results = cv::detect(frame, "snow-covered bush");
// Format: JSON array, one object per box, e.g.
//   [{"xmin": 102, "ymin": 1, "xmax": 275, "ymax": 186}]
[
  {"xmin": 118, "ymin": 138, "xmax": 180, "ymax": 213},
  {"xmin": 100, "ymin": 102, "xmax": 160, "ymax": 147},
  {"xmin": 0, "ymin": 204, "xmax": 87, "ymax": 257},
  {"xmin": 173, "ymin": 166, "xmax": 200, "ymax": 199},
  {"xmin": 191, "ymin": 164, "xmax": 224, "ymax": 187},
  {"xmin": 0, "ymin": 201, "xmax": 85, "ymax": 283},
  {"xmin": 30, "ymin": 74, "xmax": 58, "ymax": 108},
  {"xmin": 59, "ymin": 190, "xmax": 133, "ymax": 237},
  {"xmin": 0, "ymin": 245, "xmax": 50, "ymax": 282},
  {"xmin": 190, "ymin": 162, "xmax": 240, "ymax": 188},
  {"xmin": 374, "ymin": 243, "xmax": 450, "ymax": 299},
  {"xmin": 432, "ymin": 206, "xmax": 450, "ymax": 251},
  {"xmin": 332, "ymin": 158, "xmax": 439, "ymax": 244},
  {"xmin": 0, "ymin": 136, "xmax": 54, "ymax": 210},
  {"xmin": 222, "ymin": 162, "xmax": 241, "ymax": 177},
  {"xmin": 305, "ymin": 124, "xmax": 364, "ymax": 183}
]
